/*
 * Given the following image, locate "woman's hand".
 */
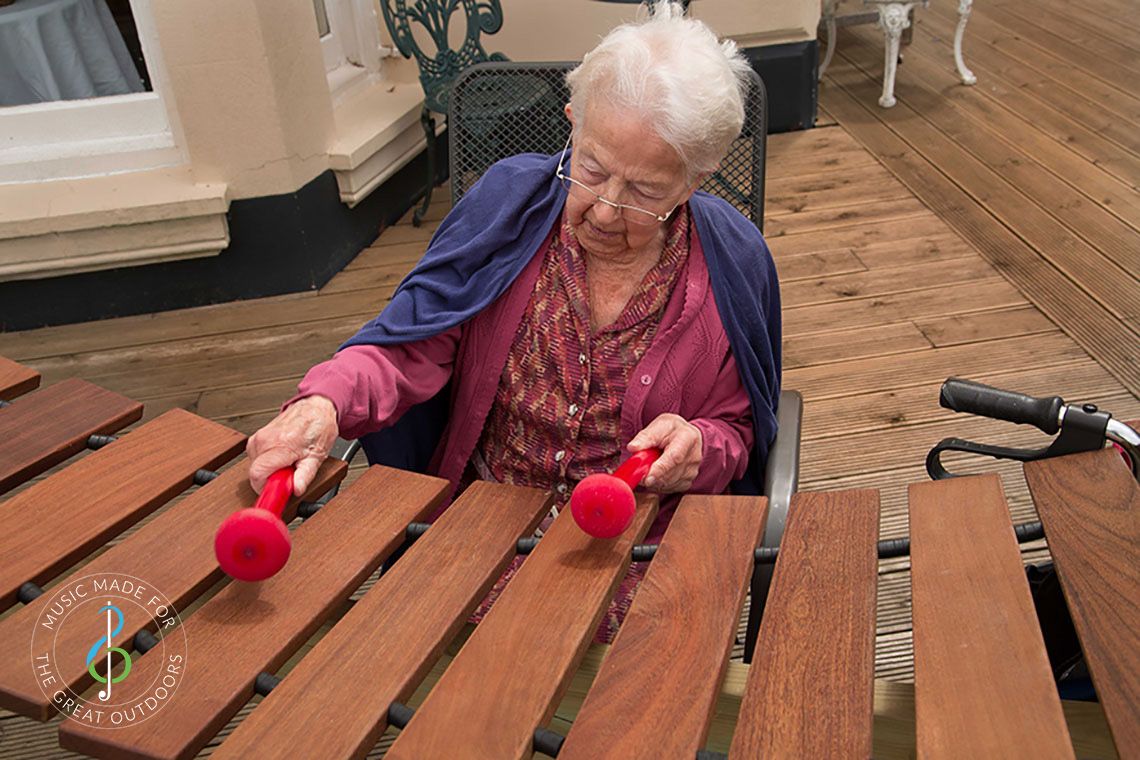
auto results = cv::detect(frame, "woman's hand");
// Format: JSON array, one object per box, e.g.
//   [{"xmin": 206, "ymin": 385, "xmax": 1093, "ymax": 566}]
[
  {"xmin": 627, "ymin": 413, "xmax": 703, "ymax": 493},
  {"xmin": 246, "ymin": 395, "xmax": 339, "ymax": 496}
]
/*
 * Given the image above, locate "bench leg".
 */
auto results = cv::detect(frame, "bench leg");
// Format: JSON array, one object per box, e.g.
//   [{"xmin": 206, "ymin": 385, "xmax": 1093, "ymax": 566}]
[
  {"xmin": 819, "ymin": 0, "xmax": 840, "ymax": 80},
  {"xmin": 954, "ymin": 0, "xmax": 978, "ymax": 85},
  {"xmin": 876, "ymin": 3, "xmax": 912, "ymax": 108}
]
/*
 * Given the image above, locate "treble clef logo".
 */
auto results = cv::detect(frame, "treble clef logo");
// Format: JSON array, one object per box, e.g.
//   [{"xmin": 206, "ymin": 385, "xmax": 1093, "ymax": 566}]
[{"xmin": 84, "ymin": 602, "xmax": 132, "ymax": 701}]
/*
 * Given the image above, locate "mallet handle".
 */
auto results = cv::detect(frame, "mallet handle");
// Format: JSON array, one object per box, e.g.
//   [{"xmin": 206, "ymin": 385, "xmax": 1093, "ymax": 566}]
[
  {"xmin": 613, "ymin": 449, "xmax": 661, "ymax": 490},
  {"xmin": 254, "ymin": 468, "xmax": 294, "ymax": 519}
]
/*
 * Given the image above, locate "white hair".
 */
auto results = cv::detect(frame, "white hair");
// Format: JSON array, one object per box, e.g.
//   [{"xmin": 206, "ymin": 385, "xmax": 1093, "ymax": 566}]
[{"xmin": 566, "ymin": 2, "xmax": 752, "ymax": 181}]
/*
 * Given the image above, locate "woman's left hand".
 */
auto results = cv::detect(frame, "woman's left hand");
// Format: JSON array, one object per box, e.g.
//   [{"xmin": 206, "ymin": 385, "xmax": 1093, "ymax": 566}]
[{"xmin": 627, "ymin": 414, "xmax": 703, "ymax": 493}]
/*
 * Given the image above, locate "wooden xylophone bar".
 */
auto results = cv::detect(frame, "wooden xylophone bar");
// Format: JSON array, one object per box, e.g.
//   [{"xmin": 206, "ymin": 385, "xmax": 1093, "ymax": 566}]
[{"xmin": 1, "ymin": 356, "xmax": 1137, "ymax": 759}]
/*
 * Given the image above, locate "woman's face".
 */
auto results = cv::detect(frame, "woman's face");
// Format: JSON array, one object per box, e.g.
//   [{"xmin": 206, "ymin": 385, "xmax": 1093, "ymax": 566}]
[{"xmin": 564, "ymin": 102, "xmax": 696, "ymax": 260}]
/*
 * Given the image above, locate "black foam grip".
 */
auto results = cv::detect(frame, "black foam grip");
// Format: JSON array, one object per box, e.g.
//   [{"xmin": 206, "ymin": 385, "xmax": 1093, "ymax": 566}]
[{"xmin": 939, "ymin": 378, "xmax": 1063, "ymax": 434}]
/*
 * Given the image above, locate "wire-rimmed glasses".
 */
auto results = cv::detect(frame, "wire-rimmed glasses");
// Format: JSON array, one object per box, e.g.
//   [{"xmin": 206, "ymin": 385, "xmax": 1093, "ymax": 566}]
[{"xmin": 554, "ymin": 133, "xmax": 680, "ymax": 226}]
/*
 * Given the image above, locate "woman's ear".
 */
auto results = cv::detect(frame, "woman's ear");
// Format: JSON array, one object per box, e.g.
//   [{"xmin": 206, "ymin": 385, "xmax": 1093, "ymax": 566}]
[{"xmin": 564, "ymin": 102, "xmax": 575, "ymax": 130}]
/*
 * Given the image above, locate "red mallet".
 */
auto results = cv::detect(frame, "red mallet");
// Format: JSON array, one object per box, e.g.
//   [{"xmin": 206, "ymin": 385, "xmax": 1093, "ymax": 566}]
[
  {"xmin": 214, "ymin": 467, "xmax": 295, "ymax": 582},
  {"xmin": 570, "ymin": 448, "xmax": 662, "ymax": 538}
]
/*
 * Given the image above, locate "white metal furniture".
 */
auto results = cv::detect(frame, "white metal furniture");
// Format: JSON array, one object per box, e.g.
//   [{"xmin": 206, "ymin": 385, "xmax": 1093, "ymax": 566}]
[{"xmin": 820, "ymin": 0, "xmax": 976, "ymax": 108}]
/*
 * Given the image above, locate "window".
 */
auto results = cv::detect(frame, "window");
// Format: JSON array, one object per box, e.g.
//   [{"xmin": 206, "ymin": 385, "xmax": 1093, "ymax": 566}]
[
  {"xmin": 313, "ymin": 0, "xmax": 389, "ymax": 100},
  {"xmin": 0, "ymin": 0, "xmax": 182, "ymax": 183}
]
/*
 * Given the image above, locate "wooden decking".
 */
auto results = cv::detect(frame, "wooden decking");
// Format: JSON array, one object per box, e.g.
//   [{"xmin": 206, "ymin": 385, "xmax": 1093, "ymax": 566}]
[
  {"xmin": 2, "ymin": 2, "xmax": 1138, "ymax": 754},
  {"xmin": 819, "ymin": 0, "xmax": 1139, "ymax": 397},
  {"xmin": 803, "ymin": 0, "xmax": 1140, "ymax": 681}
]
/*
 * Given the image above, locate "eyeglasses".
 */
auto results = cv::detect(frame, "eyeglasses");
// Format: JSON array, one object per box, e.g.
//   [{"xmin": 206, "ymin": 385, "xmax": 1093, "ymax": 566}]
[{"xmin": 555, "ymin": 133, "xmax": 679, "ymax": 226}]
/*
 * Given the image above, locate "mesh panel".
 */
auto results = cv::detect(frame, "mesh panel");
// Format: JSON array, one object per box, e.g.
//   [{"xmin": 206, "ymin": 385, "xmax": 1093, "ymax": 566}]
[{"xmin": 449, "ymin": 61, "xmax": 767, "ymax": 231}]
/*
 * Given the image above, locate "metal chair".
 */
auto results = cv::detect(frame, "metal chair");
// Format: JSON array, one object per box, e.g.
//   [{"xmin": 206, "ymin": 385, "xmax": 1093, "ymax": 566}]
[
  {"xmin": 378, "ymin": 0, "xmax": 509, "ymax": 226},
  {"xmin": 449, "ymin": 60, "xmax": 767, "ymax": 231},
  {"xmin": 451, "ymin": 60, "xmax": 795, "ymax": 659}
]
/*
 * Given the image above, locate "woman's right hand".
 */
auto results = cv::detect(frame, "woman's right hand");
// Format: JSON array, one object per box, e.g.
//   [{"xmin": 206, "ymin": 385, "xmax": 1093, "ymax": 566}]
[{"xmin": 246, "ymin": 395, "xmax": 340, "ymax": 497}]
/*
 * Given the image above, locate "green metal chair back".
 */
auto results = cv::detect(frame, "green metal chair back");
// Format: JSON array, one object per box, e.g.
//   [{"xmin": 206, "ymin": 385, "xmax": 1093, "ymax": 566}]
[{"xmin": 379, "ymin": 0, "xmax": 509, "ymax": 114}]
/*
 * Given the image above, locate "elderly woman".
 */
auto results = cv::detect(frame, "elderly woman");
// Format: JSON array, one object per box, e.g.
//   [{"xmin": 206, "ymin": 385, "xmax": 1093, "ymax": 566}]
[{"xmin": 247, "ymin": 4, "xmax": 780, "ymax": 636}]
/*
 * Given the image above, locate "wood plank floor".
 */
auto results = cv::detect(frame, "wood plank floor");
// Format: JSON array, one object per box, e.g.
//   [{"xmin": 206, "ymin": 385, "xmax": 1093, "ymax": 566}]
[
  {"xmin": 3, "ymin": 2, "xmax": 1138, "ymax": 752},
  {"xmin": 819, "ymin": 0, "xmax": 1140, "ymax": 398}
]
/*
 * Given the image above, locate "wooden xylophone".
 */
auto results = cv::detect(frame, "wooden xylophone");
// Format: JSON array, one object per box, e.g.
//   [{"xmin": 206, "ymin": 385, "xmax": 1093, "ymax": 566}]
[{"xmin": 0, "ymin": 356, "xmax": 1136, "ymax": 759}]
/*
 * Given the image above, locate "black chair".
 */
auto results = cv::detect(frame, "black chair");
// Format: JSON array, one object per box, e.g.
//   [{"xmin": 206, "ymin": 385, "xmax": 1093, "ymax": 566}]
[
  {"xmin": 449, "ymin": 60, "xmax": 767, "ymax": 231},
  {"xmin": 450, "ymin": 61, "xmax": 795, "ymax": 661}
]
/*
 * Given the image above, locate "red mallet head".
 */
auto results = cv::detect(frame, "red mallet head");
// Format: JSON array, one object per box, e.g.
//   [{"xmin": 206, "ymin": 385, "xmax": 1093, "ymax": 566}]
[
  {"xmin": 215, "ymin": 467, "xmax": 295, "ymax": 582},
  {"xmin": 570, "ymin": 448, "xmax": 661, "ymax": 538}
]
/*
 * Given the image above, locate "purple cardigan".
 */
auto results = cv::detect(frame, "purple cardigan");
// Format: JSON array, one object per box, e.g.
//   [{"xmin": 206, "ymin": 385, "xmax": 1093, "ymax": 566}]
[
  {"xmin": 298, "ymin": 227, "xmax": 754, "ymax": 506},
  {"xmin": 300, "ymin": 152, "xmax": 781, "ymax": 496}
]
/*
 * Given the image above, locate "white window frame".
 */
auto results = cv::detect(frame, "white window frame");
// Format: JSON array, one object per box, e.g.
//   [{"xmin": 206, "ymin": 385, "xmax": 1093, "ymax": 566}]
[
  {"xmin": 0, "ymin": 0, "xmax": 185, "ymax": 184},
  {"xmin": 318, "ymin": 0, "xmax": 390, "ymax": 102}
]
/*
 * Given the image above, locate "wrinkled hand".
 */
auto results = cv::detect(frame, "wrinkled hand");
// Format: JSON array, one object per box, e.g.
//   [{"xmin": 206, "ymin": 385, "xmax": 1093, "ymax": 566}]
[
  {"xmin": 246, "ymin": 395, "xmax": 339, "ymax": 496},
  {"xmin": 627, "ymin": 413, "xmax": 703, "ymax": 493}
]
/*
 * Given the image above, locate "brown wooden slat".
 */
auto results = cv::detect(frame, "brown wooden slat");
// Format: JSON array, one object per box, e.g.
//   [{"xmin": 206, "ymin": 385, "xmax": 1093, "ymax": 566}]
[
  {"xmin": 343, "ymin": 239, "xmax": 432, "ymax": 272},
  {"xmin": 766, "ymin": 124, "xmax": 867, "ymax": 161},
  {"xmin": 559, "ymin": 495, "xmax": 767, "ymax": 759},
  {"xmin": 212, "ymin": 480, "xmax": 552, "ymax": 760},
  {"xmin": 765, "ymin": 197, "xmax": 929, "ymax": 238},
  {"xmin": 766, "ymin": 143, "xmax": 879, "ymax": 181},
  {"xmin": 58, "ymin": 465, "xmax": 449, "ymax": 760},
  {"xmin": 0, "ymin": 378, "xmax": 143, "ymax": 495},
  {"xmin": 771, "ymin": 214, "xmax": 956, "ymax": 257},
  {"xmin": 909, "ymin": 475, "xmax": 1073, "ymax": 758},
  {"xmin": 729, "ymin": 490, "xmax": 879, "ymax": 758},
  {"xmin": 776, "ymin": 249, "xmax": 867, "ymax": 282},
  {"xmin": 785, "ymin": 321, "xmax": 932, "ymax": 370},
  {"xmin": 0, "ymin": 457, "xmax": 346, "ymax": 720},
  {"xmin": 766, "ymin": 165, "xmax": 911, "ymax": 217},
  {"xmin": 0, "ymin": 355, "xmax": 39, "ymax": 399},
  {"xmin": 851, "ymin": 234, "xmax": 979, "ymax": 269},
  {"xmin": 386, "ymin": 496, "xmax": 659, "ymax": 760},
  {"xmin": 914, "ymin": 306, "xmax": 1057, "ymax": 348},
  {"xmin": 318, "ymin": 261, "xmax": 412, "ymax": 295},
  {"xmin": 1025, "ymin": 450, "xmax": 1140, "ymax": 757},
  {"xmin": 0, "ymin": 409, "xmax": 244, "ymax": 612},
  {"xmin": 781, "ymin": 257, "xmax": 998, "ymax": 308},
  {"xmin": 784, "ymin": 279, "xmax": 1027, "ymax": 337}
]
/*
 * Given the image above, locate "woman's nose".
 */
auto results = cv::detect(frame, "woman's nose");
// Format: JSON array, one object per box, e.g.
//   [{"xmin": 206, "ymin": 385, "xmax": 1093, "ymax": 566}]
[{"xmin": 591, "ymin": 197, "xmax": 621, "ymax": 224}]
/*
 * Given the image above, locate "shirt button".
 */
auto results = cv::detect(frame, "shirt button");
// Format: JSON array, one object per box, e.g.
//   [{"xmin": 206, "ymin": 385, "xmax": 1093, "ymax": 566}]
[
  {"xmin": 568, "ymin": 404, "xmax": 579, "ymax": 416},
  {"xmin": 578, "ymin": 353, "xmax": 587, "ymax": 364},
  {"xmin": 556, "ymin": 483, "xmax": 568, "ymax": 494},
  {"xmin": 640, "ymin": 374, "xmax": 652, "ymax": 385},
  {"xmin": 554, "ymin": 450, "xmax": 565, "ymax": 462}
]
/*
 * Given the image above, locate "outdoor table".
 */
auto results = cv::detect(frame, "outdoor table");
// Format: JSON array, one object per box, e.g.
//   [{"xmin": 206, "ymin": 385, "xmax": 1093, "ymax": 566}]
[
  {"xmin": 0, "ymin": 0, "xmax": 142, "ymax": 107},
  {"xmin": 0, "ymin": 355, "xmax": 1135, "ymax": 759}
]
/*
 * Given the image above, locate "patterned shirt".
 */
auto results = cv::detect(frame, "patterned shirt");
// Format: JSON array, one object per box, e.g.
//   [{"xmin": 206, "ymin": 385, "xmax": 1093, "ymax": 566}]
[{"xmin": 473, "ymin": 206, "xmax": 691, "ymax": 504}]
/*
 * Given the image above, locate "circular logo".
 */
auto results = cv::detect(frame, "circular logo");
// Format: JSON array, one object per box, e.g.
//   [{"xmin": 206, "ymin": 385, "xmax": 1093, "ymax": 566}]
[{"xmin": 30, "ymin": 573, "xmax": 188, "ymax": 729}]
